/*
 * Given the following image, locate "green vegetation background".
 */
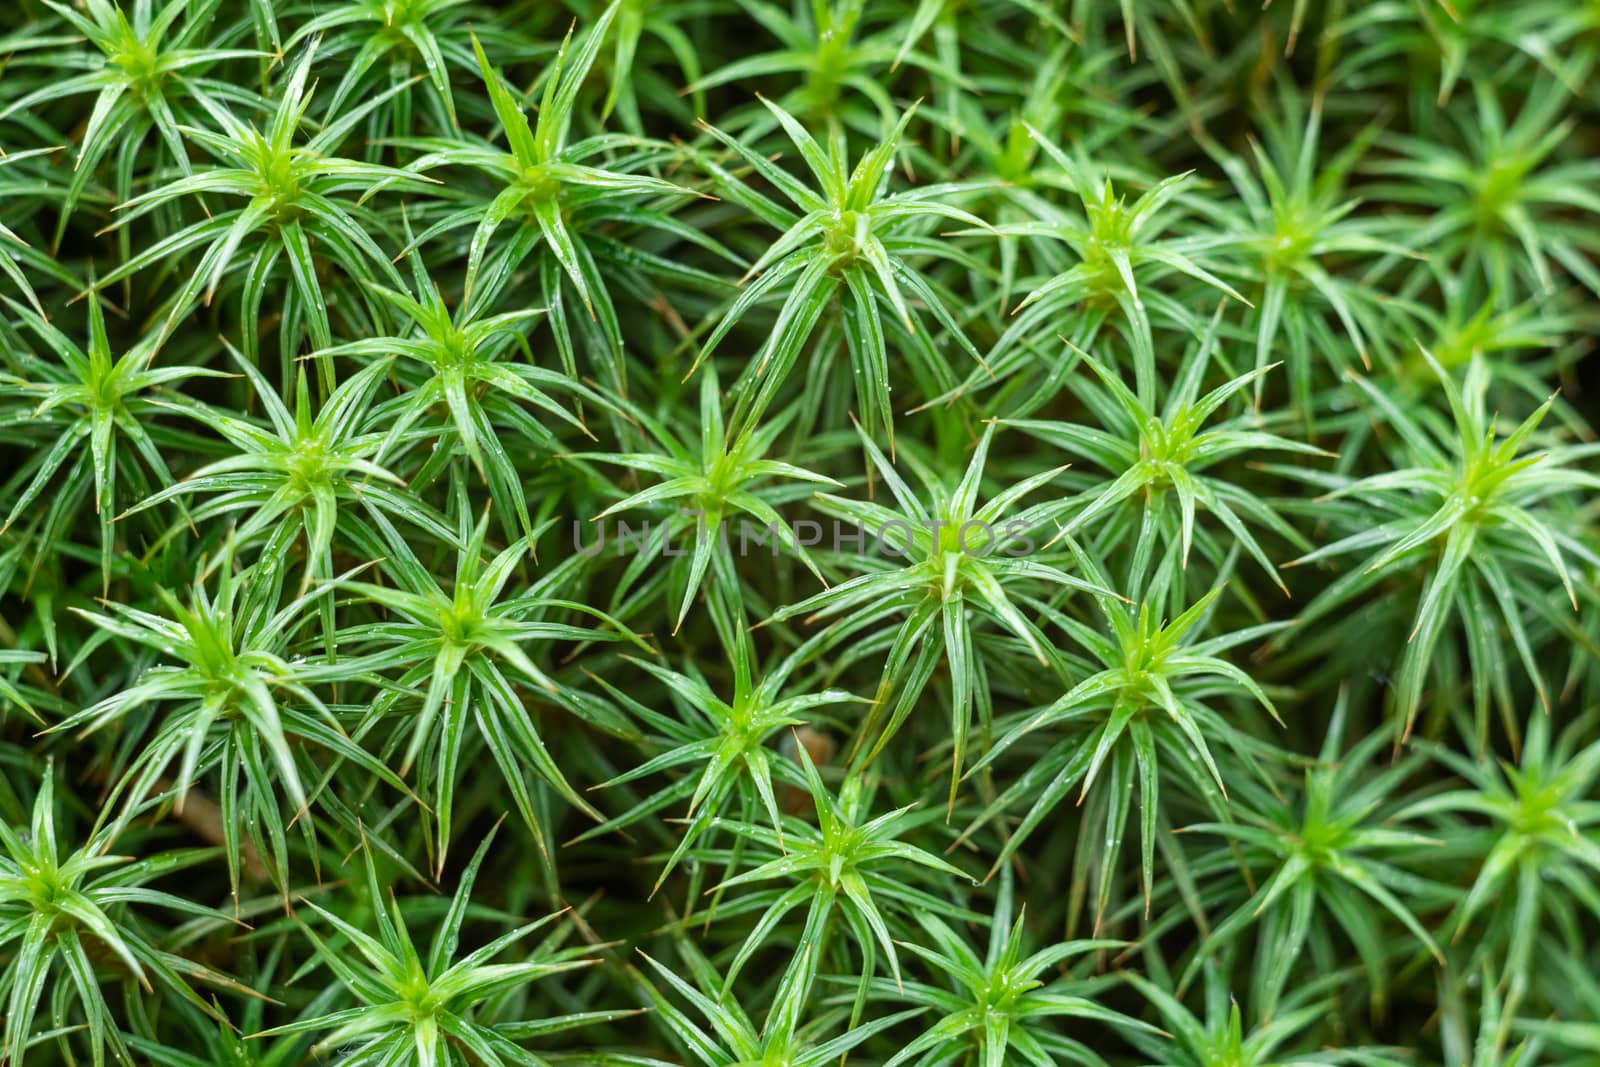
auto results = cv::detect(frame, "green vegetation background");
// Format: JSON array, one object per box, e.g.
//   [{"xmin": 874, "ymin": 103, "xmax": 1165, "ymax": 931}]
[{"xmin": 1, "ymin": 0, "xmax": 1598, "ymax": 1064}]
